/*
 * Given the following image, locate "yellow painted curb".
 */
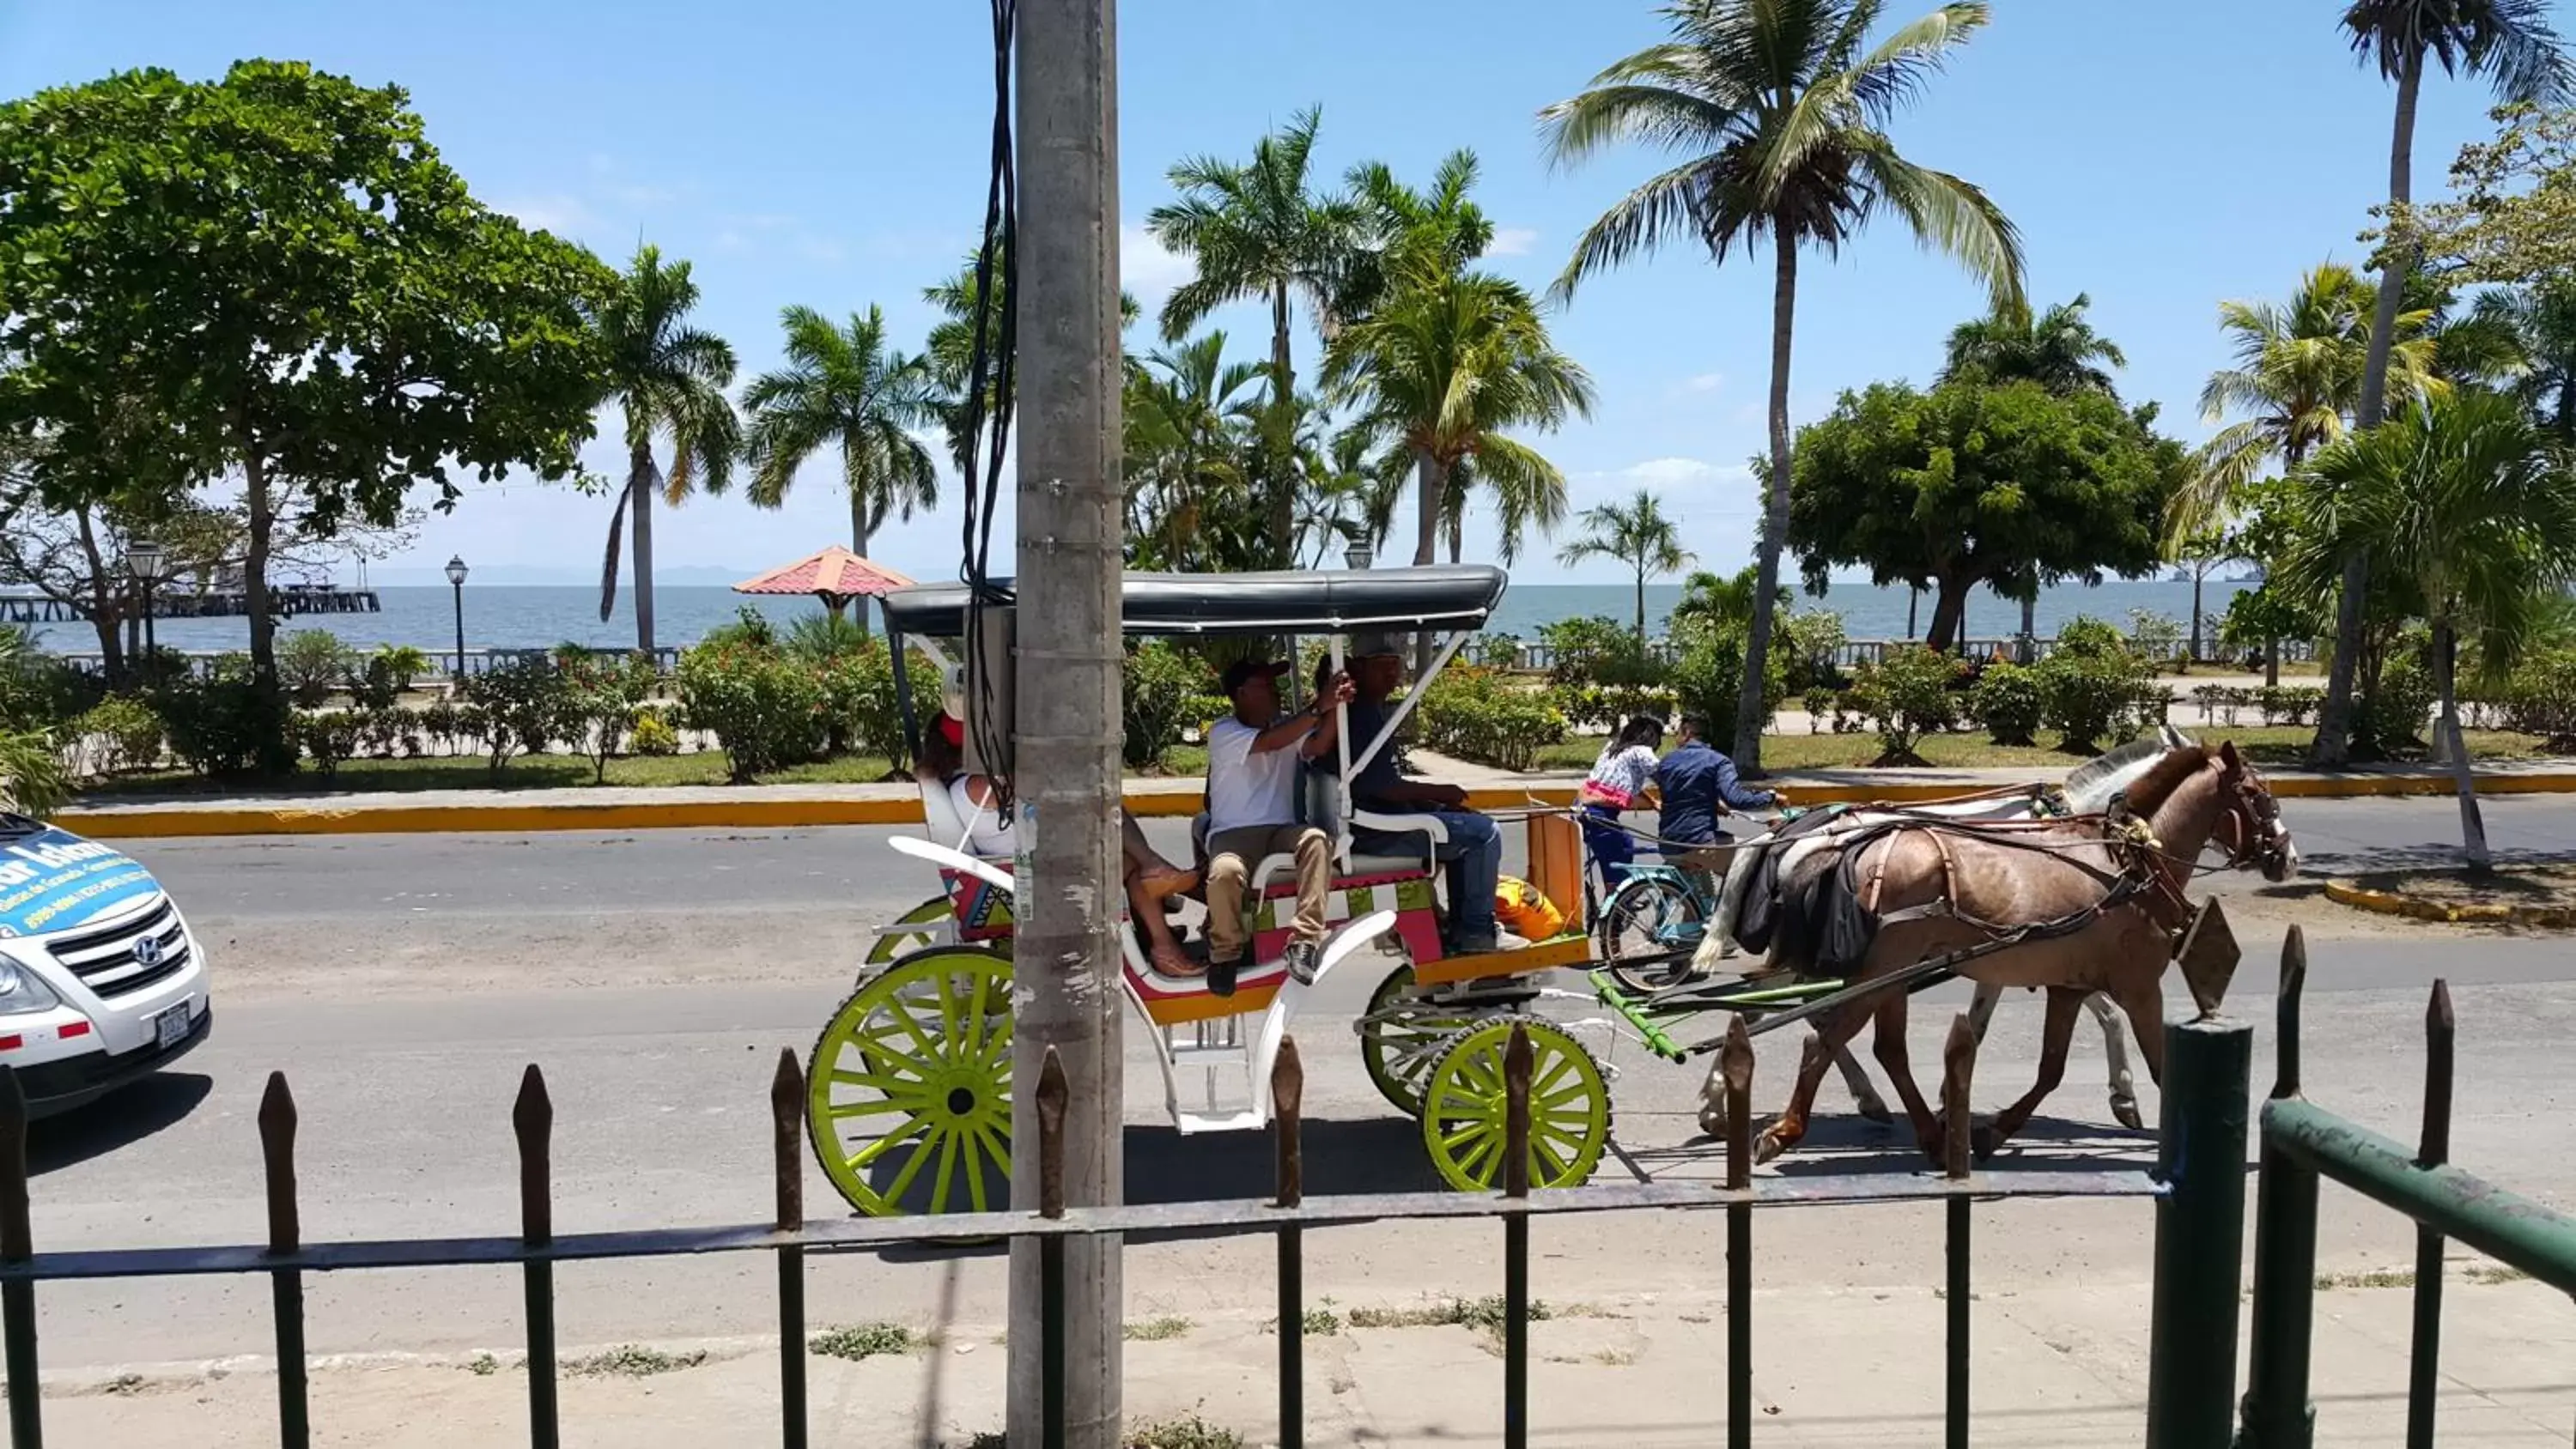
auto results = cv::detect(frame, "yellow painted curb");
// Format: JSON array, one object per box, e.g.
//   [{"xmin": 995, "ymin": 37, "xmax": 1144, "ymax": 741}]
[
  {"xmin": 2323, "ymin": 877, "xmax": 2576, "ymax": 928},
  {"xmin": 2270, "ymin": 772, "xmax": 2576, "ymax": 799},
  {"xmin": 52, "ymin": 768, "xmax": 2576, "ymax": 840}
]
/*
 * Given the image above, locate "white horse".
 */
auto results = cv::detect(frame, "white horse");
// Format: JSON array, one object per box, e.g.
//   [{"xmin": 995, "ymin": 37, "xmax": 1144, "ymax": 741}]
[{"xmin": 1692, "ymin": 728, "xmax": 2195, "ymax": 1137}]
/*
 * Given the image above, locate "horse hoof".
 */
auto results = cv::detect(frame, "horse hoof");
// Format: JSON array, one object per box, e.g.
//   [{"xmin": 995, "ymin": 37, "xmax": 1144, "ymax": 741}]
[
  {"xmin": 1856, "ymin": 1097, "xmax": 1895, "ymax": 1125},
  {"xmin": 1698, "ymin": 1106, "xmax": 1729, "ymax": 1140},
  {"xmin": 2112, "ymin": 1099, "xmax": 2145, "ymax": 1132},
  {"xmin": 1971, "ymin": 1124, "xmax": 2004, "ymax": 1162},
  {"xmin": 1754, "ymin": 1132, "xmax": 1788, "ymax": 1166}
]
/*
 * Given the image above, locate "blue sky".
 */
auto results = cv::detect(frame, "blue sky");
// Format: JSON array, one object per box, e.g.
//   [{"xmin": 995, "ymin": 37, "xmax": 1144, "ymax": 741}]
[{"xmin": 0, "ymin": 0, "xmax": 2549, "ymax": 586}]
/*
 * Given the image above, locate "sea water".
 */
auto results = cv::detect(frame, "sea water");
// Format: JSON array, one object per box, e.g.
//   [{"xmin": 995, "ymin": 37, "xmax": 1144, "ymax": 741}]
[{"xmin": 25, "ymin": 578, "xmax": 2256, "ymax": 657}]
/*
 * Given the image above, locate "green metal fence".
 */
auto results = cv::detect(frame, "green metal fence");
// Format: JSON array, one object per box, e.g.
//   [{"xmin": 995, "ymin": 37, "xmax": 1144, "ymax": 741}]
[
  {"xmin": 2241, "ymin": 929, "xmax": 2576, "ymax": 1448},
  {"xmin": 2142, "ymin": 926, "xmax": 2576, "ymax": 1449},
  {"xmin": 0, "ymin": 1008, "xmax": 2190, "ymax": 1449}
]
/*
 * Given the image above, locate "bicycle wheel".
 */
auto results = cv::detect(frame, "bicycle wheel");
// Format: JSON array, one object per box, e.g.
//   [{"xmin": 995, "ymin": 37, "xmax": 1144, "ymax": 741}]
[{"xmin": 1596, "ymin": 873, "xmax": 1707, "ymax": 996}]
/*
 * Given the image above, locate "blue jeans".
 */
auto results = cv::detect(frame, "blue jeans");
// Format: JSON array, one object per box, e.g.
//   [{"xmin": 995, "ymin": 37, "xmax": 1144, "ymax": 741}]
[
  {"xmin": 1358, "ymin": 809, "xmax": 1502, "ymax": 940},
  {"xmin": 1579, "ymin": 803, "xmax": 1635, "ymax": 884}
]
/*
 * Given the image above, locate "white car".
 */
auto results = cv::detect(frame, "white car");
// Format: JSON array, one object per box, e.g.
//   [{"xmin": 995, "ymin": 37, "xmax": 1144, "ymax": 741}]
[{"xmin": 0, "ymin": 815, "xmax": 210, "ymax": 1117}]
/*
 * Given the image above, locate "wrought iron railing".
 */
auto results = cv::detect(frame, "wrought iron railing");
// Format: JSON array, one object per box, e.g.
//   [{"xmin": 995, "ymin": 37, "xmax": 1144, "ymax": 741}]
[
  {"xmin": 2231, "ymin": 931, "xmax": 2576, "ymax": 1449},
  {"xmin": 2, "ymin": 1014, "xmax": 2186, "ymax": 1449}
]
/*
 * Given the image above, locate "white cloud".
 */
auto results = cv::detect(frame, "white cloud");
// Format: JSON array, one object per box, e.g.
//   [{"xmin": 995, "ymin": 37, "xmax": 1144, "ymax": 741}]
[
  {"xmin": 1121, "ymin": 223, "xmax": 1195, "ymax": 310},
  {"xmin": 1619, "ymin": 457, "xmax": 1722, "ymax": 484},
  {"xmin": 1489, "ymin": 226, "xmax": 1540, "ymax": 257},
  {"xmin": 1680, "ymin": 372, "xmax": 1725, "ymax": 395},
  {"xmin": 495, "ymin": 195, "xmax": 592, "ymax": 236}
]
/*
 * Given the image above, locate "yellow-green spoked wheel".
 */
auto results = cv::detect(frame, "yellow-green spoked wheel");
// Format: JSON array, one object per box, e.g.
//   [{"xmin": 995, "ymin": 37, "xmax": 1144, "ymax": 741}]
[
  {"xmin": 868, "ymin": 895, "xmax": 956, "ymax": 967},
  {"xmin": 1420, "ymin": 1018, "xmax": 1611, "ymax": 1192},
  {"xmin": 807, "ymin": 946, "xmax": 1014, "ymax": 1217},
  {"xmin": 1357, "ymin": 964, "xmax": 1481, "ymax": 1117}
]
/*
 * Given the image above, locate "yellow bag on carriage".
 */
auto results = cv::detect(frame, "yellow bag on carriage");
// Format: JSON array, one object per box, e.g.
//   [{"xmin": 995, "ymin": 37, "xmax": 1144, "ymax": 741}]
[{"xmin": 1493, "ymin": 876, "xmax": 1565, "ymax": 942}]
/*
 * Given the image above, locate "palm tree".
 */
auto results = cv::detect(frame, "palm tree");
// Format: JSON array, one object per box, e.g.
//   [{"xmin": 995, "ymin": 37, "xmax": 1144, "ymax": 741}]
[
  {"xmin": 2179, "ymin": 263, "xmax": 2446, "ymax": 682},
  {"xmin": 2317, "ymin": 0, "xmax": 2572, "ymax": 766},
  {"xmin": 1541, "ymin": 0, "xmax": 2024, "ymax": 772},
  {"xmin": 593, "ymin": 246, "xmax": 738, "ymax": 655},
  {"xmin": 1557, "ymin": 489, "xmax": 1696, "ymax": 641},
  {"xmin": 1148, "ymin": 107, "xmax": 1363, "ymax": 561},
  {"xmin": 925, "ymin": 255, "xmax": 1144, "ymax": 481},
  {"xmin": 2178, "ymin": 264, "xmax": 2449, "ymax": 537},
  {"xmin": 1122, "ymin": 332, "xmax": 1267, "ymax": 572},
  {"xmin": 1941, "ymin": 294, "xmax": 2125, "ymax": 396},
  {"xmin": 2280, "ymin": 391, "xmax": 2576, "ymax": 869},
  {"xmin": 1671, "ymin": 565, "xmax": 1790, "ymax": 634},
  {"xmin": 741, "ymin": 306, "xmax": 939, "ymax": 634},
  {"xmin": 2475, "ymin": 280, "xmax": 2576, "ymax": 440},
  {"xmin": 1342, "ymin": 150, "xmax": 1497, "ymax": 318},
  {"xmin": 1293, "ymin": 421, "xmax": 1402, "ymax": 568},
  {"xmin": 1322, "ymin": 264, "xmax": 1595, "ymax": 621}
]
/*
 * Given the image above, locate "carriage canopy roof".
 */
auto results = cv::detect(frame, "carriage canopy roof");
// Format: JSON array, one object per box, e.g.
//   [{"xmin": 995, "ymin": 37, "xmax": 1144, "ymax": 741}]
[{"xmin": 878, "ymin": 566, "xmax": 1508, "ymax": 639}]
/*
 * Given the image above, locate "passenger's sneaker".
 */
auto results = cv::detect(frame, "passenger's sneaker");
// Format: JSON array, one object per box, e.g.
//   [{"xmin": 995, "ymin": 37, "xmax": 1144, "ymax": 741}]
[
  {"xmin": 1208, "ymin": 955, "xmax": 1242, "ymax": 998},
  {"xmin": 1283, "ymin": 939, "xmax": 1321, "ymax": 985},
  {"xmin": 1450, "ymin": 929, "xmax": 1500, "ymax": 956}
]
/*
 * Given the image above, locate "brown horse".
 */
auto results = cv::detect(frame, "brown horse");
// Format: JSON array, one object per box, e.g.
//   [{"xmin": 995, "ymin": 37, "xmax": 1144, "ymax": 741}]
[{"xmin": 1754, "ymin": 742, "xmax": 2295, "ymax": 1165}]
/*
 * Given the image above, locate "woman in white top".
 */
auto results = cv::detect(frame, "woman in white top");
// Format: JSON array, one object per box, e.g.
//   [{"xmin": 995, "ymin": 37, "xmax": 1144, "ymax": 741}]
[
  {"xmin": 1578, "ymin": 714, "xmax": 1665, "ymax": 884},
  {"xmin": 918, "ymin": 714, "xmax": 1201, "ymax": 975}
]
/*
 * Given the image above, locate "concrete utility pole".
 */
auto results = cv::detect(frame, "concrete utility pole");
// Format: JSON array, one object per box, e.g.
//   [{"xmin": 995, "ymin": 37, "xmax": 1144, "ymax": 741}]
[{"xmin": 1009, "ymin": 0, "xmax": 1125, "ymax": 1442}]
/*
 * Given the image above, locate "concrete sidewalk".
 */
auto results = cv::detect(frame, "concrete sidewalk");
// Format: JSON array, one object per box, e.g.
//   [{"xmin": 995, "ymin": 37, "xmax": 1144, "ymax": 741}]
[
  {"xmin": 50, "ymin": 750, "xmax": 2576, "ymax": 838},
  {"xmin": 55, "ymin": 1274, "xmax": 2576, "ymax": 1446}
]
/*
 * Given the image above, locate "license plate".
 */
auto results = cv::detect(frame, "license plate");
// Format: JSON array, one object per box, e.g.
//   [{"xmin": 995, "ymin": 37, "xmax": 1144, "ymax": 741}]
[{"xmin": 154, "ymin": 1003, "xmax": 191, "ymax": 1051}]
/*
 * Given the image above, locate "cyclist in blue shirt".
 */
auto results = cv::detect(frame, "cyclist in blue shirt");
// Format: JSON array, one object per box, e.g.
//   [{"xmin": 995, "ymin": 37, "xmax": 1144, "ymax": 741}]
[{"xmin": 1654, "ymin": 714, "xmax": 1779, "ymax": 890}]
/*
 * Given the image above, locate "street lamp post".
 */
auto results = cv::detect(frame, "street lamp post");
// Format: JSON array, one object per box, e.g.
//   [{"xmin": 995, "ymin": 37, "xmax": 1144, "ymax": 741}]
[
  {"xmin": 126, "ymin": 538, "xmax": 167, "ymax": 664},
  {"xmin": 1343, "ymin": 540, "xmax": 1374, "ymax": 571},
  {"xmin": 445, "ymin": 555, "xmax": 471, "ymax": 687}
]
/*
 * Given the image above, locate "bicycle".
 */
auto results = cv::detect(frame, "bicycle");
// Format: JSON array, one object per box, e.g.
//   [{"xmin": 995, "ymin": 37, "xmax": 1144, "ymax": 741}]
[{"xmin": 1584, "ymin": 826, "xmax": 1734, "ymax": 997}]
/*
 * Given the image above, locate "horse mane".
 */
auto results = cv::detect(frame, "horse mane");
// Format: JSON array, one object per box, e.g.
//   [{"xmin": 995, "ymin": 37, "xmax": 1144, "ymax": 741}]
[
  {"xmin": 2122, "ymin": 743, "xmax": 2214, "ymax": 818},
  {"xmin": 2064, "ymin": 734, "xmax": 2166, "ymax": 809}
]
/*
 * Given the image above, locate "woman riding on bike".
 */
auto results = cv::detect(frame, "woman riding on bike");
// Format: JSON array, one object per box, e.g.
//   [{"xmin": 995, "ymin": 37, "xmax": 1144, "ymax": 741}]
[{"xmin": 1578, "ymin": 715, "xmax": 1665, "ymax": 885}]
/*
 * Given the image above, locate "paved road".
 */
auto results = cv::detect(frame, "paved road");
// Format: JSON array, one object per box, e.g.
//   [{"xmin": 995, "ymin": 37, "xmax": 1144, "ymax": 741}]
[{"xmin": 21, "ymin": 798, "xmax": 2576, "ymax": 1374}]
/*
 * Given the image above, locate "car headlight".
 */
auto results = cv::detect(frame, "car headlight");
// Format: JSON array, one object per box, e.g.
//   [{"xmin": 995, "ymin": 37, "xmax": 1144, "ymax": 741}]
[{"xmin": 0, "ymin": 955, "xmax": 62, "ymax": 1016}]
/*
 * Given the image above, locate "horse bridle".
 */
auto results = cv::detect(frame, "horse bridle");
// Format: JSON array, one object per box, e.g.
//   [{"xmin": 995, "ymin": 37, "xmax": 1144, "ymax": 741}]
[{"xmin": 2214, "ymin": 763, "xmax": 2291, "ymax": 876}]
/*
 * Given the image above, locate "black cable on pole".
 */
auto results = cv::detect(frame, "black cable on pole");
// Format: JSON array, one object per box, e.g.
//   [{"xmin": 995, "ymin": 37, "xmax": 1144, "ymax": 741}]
[{"xmin": 958, "ymin": 0, "xmax": 1018, "ymax": 801}]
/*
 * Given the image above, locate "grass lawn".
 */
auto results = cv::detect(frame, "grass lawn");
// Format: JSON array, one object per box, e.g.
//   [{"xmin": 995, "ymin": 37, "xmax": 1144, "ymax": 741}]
[
  {"xmin": 1531, "ymin": 726, "xmax": 2551, "ymax": 774},
  {"xmin": 77, "ymin": 742, "xmax": 1223, "ymax": 800}
]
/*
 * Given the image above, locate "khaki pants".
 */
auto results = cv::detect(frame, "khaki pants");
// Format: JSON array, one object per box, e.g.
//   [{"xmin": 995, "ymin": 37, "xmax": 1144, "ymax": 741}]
[
  {"xmin": 1205, "ymin": 824, "xmax": 1330, "ymax": 963},
  {"xmin": 1673, "ymin": 845, "xmax": 1735, "ymax": 901}
]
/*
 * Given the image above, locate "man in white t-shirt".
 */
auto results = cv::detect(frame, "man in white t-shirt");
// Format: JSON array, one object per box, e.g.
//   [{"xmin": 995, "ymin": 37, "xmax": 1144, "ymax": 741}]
[{"xmin": 1202, "ymin": 656, "xmax": 1354, "ymax": 994}]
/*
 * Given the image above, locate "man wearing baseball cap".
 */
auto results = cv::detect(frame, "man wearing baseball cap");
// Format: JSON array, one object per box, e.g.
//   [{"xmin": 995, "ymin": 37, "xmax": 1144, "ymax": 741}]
[
  {"xmin": 1340, "ymin": 631, "xmax": 1506, "ymax": 955},
  {"xmin": 1202, "ymin": 656, "xmax": 1356, "ymax": 993}
]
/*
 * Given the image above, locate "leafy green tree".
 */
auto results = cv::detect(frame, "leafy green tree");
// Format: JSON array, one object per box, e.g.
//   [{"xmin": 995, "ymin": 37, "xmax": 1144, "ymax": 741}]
[
  {"xmin": 742, "ymin": 305, "xmax": 939, "ymax": 634},
  {"xmin": 2318, "ymin": 0, "xmax": 2572, "ymax": 766},
  {"xmin": 1541, "ymin": 0, "xmax": 2025, "ymax": 771},
  {"xmin": 1941, "ymin": 292, "xmax": 2132, "ymax": 646},
  {"xmin": 1148, "ymin": 107, "xmax": 1364, "ymax": 561},
  {"xmin": 1941, "ymin": 294, "xmax": 2126, "ymax": 396},
  {"xmin": 923, "ymin": 253, "xmax": 1139, "ymax": 481},
  {"xmin": 2409, "ymin": 101, "xmax": 2576, "ymax": 284},
  {"xmin": 1556, "ymin": 489, "xmax": 1695, "ymax": 641},
  {"xmin": 592, "ymin": 245, "xmax": 738, "ymax": 657},
  {"xmin": 2279, "ymin": 391, "xmax": 2576, "ymax": 868},
  {"xmin": 1786, "ymin": 380, "xmax": 2181, "ymax": 652},
  {"xmin": 0, "ymin": 62, "xmax": 611, "ymax": 768}
]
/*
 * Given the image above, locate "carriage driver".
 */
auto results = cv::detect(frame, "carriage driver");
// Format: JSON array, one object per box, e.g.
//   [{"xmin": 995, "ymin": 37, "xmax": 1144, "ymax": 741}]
[
  {"xmin": 1203, "ymin": 657, "xmax": 1355, "ymax": 996},
  {"xmin": 1343, "ymin": 633, "xmax": 1507, "ymax": 955}
]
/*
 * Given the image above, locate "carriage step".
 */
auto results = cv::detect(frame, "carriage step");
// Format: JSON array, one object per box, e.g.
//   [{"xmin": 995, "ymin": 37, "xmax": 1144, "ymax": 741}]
[{"xmin": 1175, "ymin": 1108, "xmax": 1265, "ymax": 1135}]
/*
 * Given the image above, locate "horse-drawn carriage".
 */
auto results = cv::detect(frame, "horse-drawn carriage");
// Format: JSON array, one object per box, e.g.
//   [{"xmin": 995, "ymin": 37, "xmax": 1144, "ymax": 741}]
[{"xmin": 806, "ymin": 565, "xmax": 2298, "ymax": 1218}]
